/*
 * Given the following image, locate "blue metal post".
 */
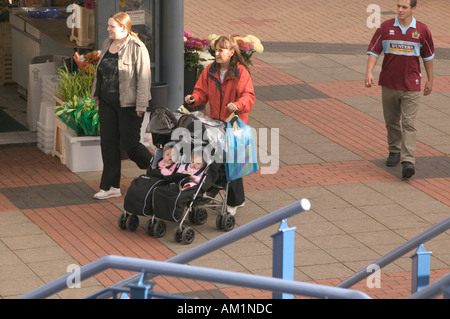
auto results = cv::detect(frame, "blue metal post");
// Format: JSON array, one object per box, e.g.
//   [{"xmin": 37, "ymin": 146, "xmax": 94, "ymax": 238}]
[
  {"xmin": 272, "ymin": 219, "xmax": 296, "ymax": 299},
  {"xmin": 127, "ymin": 273, "xmax": 155, "ymax": 299},
  {"xmin": 411, "ymin": 244, "xmax": 432, "ymax": 293}
]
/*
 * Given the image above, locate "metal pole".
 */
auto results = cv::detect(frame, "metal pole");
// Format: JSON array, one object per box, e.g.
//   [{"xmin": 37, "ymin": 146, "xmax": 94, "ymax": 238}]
[
  {"xmin": 20, "ymin": 199, "xmax": 310, "ymax": 299},
  {"xmin": 21, "ymin": 255, "xmax": 371, "ymax": 299},
  {"xmin": 160, "ymin": 0, "xmax": 184, "ymax": 111},
  {"xmin": 411, "ymin": 244, "xmax": 432, "ymax": 293},
  {"xmin": 272, "ymin": 219, "xmax": 296, "ymax": 299},
  {"xmin": 338, "ymin": 217, "xmax": 450, "ymax": 289},
  {"xmin": 409, "ymin": 272, "xmax": 450, "ymax": 299}
]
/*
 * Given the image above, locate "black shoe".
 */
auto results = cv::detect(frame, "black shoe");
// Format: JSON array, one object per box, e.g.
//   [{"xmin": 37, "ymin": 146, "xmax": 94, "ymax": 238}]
[
  {"xmin": 386, "ymin": 152, "xmax": 401, "ymax": 167},
  {"xmin": 402, "ymin": 161, "xmax": 415, "ymax": 179}
]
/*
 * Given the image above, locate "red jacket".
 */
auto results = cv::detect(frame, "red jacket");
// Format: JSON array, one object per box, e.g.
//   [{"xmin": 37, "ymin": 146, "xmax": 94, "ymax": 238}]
[{"xmin": 190, "ymin": 62, "xmax": 255, "ymax": 124}]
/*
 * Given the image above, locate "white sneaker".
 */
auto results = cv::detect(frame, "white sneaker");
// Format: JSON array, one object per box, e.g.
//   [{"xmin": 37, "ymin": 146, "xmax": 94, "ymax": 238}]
[
  {"xmin": 94, "ymin": 187, "xmax": 122, "ymax": 199},
  {"xmin": 227, "ymin": 205, "xmax": 238, "ymax": 216},
  {"xmin": 237, "ymin": 201, "xmax": 245, "ymax": 208}
]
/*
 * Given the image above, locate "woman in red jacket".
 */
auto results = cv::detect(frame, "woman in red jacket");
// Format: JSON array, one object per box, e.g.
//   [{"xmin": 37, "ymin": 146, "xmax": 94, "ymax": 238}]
[{"xmin": 185, "ymin": 35, "xmax": 255, "ymax": 216}]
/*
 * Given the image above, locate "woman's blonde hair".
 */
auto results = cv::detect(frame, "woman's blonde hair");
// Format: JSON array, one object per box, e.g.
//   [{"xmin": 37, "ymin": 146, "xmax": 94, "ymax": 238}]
[
  {"xmin": 110, "ymin": 12, "xmax": 139, "ymax": 39},
  {"xmin": 214, "ymin": 35, "xmax": 250, "ymax": 77}
]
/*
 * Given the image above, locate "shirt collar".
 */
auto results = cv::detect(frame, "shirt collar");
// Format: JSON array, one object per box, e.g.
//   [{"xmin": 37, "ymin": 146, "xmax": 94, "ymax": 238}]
[{"xmin": 394, "ymin": 16, "xmax": 416, "ymax": 30}]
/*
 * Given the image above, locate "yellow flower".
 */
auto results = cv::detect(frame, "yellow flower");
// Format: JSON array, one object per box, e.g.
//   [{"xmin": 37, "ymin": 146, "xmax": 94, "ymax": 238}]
[
  {"xmin": 207, "ymin": 34, "xmax": 219, "ymax": 42},
  {"xmin": 246, "ymin": 35, "xmax": 264, "ymax": 53},
  {"xmin": 253, "ymin": 42, "xmax": 264, "ymax": 54}
]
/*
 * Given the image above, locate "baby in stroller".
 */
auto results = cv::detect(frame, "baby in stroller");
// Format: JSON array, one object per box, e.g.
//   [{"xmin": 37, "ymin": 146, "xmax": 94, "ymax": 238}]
[
  {"xmin": 149, "ymin": 147, "xmax": 208, "ymax": 242},
  {"xmin": 119, "ymin": 107, "xmax": 237, "ymax": 244},
  {"xmin": 178, "ymin": 150, "xmax": 206, "ymax": 190},
  {"xmin": 148, "ymin": 142, "xmax": 178, "ymax": 176},
  {"xmin": 118, "ymin": 141, "xmax": 181, "ymax": 232}
]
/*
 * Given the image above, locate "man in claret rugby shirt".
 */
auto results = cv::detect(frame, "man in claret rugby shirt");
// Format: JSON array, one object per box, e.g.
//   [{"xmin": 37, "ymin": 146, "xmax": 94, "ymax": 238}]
[{"xmin": 365, "ymin": 0, "xmax": 434, "ymax": 179}]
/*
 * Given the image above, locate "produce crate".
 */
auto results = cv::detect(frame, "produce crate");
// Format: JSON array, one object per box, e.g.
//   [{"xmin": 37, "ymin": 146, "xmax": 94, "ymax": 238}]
[
  {"xmin": 52, "ymin": 95, "xmax": 67, "ymax": 164},
  {"xmin": 63, "ymin": 128, "xmax": 102, "ymax": 173},
  {"xmin": 52, "ymin": 115, "xmax": 68, "ymax": 165},
  {"xmin": 0, "ymin": 22, "xmax": 13, "ymax": 86}
]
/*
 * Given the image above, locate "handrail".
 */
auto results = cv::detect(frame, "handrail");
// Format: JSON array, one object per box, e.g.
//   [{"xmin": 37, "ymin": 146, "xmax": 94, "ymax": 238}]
[
  {"xmin": 337, "ymin": 217, "xmax": 450, "ymax": 289},
  {"xmin": 20, "ymin": 199, "xmax": 311, "ymax": 299},
  {"xmin": 90, "ymin": 198, "xmax": 311, "ymax": 299},
  {"xmin": 408, "ymin": 272, "xmax": 450, "ymax": 299},
  {"xmin": 21, "ymin": 255, "xmax": 371, "ymax": 299}
]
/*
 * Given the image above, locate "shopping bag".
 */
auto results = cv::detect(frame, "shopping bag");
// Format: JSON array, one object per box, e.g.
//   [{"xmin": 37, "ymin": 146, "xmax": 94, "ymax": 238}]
[{"xmin": 224, "ymin": 114, "xmax": 258, "ymax": 181}]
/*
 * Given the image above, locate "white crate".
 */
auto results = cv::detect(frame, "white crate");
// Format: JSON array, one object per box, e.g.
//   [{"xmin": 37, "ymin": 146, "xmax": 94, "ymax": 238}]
[
  {"xmin": 37, "ymin": 141, "xmax": 53, "ymax": 155},
  {"xmin": 37, "ymin": 120, "xmax": 54, "ymax": 155},
  {"xmin": 63, "ymin": 128, "xmax": 102, "ymax": 172},
  {"xmin": 38, "ymin": 102, "xmax": 56, "ymax": 131}
]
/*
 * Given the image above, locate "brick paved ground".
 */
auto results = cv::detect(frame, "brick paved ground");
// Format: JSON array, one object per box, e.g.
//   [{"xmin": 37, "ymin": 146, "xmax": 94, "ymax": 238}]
[{"xmin": 0, "ymin": 0, "xmax": 449, "ymax": 299}]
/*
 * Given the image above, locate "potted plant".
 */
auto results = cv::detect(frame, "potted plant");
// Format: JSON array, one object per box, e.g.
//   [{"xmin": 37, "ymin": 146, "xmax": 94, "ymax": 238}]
[
  {"xmin": 54, "ymin": 50, "xmax": 99, "ymax": 136},
  {"xmin": 184, "ymin": 30, "xmax": 211, "ymax": 72},
  {"xmin": 53, "ymin": 50, "xmax": 102, "ymax": 172},
  {"xmin": 183, "ymin": 30, "xmax": 211, "ymax": 110}
]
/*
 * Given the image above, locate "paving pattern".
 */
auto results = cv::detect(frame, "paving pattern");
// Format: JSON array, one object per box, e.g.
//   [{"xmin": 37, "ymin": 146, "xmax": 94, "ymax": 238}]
[{"xmin": 1, "ymin": 0, "xmax": 450, "ymax": 299}]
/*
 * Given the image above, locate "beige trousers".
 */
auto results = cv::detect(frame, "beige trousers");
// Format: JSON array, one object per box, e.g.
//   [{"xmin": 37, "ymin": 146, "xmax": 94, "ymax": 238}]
[{"xmin": 381, "ymin": 86, "xmax": 421, "ymax": 164}]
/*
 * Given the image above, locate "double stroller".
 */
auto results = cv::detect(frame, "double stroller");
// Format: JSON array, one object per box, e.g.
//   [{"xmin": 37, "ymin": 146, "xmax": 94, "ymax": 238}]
[{"xmin": 118, "ymin": 107, "xmax": 236, "ymax": 244}]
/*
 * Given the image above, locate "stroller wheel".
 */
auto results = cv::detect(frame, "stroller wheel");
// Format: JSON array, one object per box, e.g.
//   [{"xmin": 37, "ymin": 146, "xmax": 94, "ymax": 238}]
[
  {"xmin": 173, "ymin": 227, "xmax": 183, "ymax": 243},
  {"xmin": 182, "ymin": 227, "xmax": 195, "ymax": 245},
  {"xmin": 222, "ymin": 214, "xmax": 235, "ymax": 232},
  {"xmin": 126, "ymin": 214, "xmax": 139, "ymax": 232},
  {"xmin": 118, "ymin": 212, "xmax": 128, "ymax": 230},
  {"xmin": 188, "ymin": 209, "xmax": 196, "ymax": 224},
  {"xmin": 216, "ymin": 214, "xmax": 224, "ymax": 230},
  {"xmin": 153, "ymin": 220, "xmax": 167, "ymax": 238},
  {"xmin": 190, "ymin": 207, "xmax": 208, "ymax": 225},
  {"xmin": 145, "ymin": 219, "xmax": 156, "ymax": 236}
]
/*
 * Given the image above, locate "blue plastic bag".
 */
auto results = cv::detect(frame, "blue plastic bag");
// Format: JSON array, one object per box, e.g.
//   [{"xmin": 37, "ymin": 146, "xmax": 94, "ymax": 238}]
[
  {"xmin": 224, "ymin": 115, "xmax": 258, "ymax": 181},
  {"xmin": 27, "ymin": 9, "xmax": 66, "ymax": 19}
]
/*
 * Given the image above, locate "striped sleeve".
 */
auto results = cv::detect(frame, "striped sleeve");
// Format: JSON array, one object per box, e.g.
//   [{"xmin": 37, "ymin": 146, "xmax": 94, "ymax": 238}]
[
  {"xmin": 367, "ymin": 28, "xmax": 383, "ymax": 58},
  {"xmin": 421, "ymin": 26, "xmax": 435, "ymax": 61}
]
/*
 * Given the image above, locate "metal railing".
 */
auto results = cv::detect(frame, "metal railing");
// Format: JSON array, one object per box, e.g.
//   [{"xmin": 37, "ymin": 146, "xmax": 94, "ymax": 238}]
[
  {"xmin": 22, "ymin": 255, "xmax": 371, "ymax": 299},
  {"xmin": 19, "ymin": 201, "xmax": 450, "ymax": 299},
  {"xmin": 409, "ymin": 272, "xmax": 450, "ymax": 299},
  {"xmin": 20, "ymin": 199, "xmax": 352, "ymax": 299},
  {"xmin": 337, "ymin": 217, "xmax": 450, "ymax": 298}
]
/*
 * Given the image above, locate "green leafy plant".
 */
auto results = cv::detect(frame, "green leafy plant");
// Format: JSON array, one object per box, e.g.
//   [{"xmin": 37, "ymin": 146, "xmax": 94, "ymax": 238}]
[
  {"xmin": 54, "ymin": 62, "xmax": 98, "ymax": 136},
  {"xmin": 55, "ymin": 97, "xmax": 99, "ymax": 136},
  {"xmin": 55, "ymin": 63, "xmax": 95, "ymax": 101}
]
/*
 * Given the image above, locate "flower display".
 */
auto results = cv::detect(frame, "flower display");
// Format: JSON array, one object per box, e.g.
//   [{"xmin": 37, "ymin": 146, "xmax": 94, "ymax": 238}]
[
  {"xmin": 207, "ymin": 34, "xmax": 264, "ymax": 66},
  {"xmin": 184, "ymin": 30, "xmax": 211, "ymax": 71},
  {"xmin": 74, "ymin": 50, "xmax": 100, "ymax": 72},
  {"xmin": 73, "ymin": 0, "xmax": 95, "ymax": 9}
]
